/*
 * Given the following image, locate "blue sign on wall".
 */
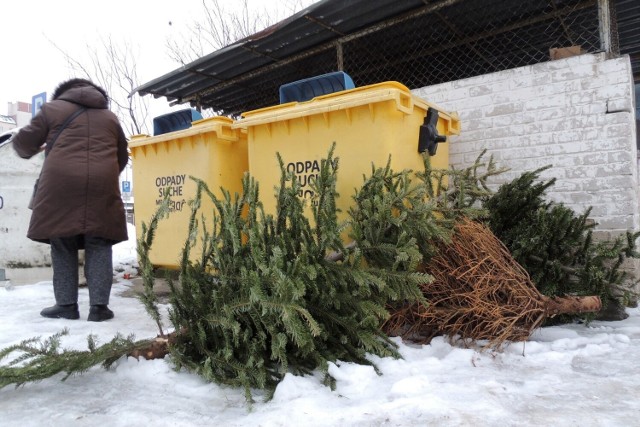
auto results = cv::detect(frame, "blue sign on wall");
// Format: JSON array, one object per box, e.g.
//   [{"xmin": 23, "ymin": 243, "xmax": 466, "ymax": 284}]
[
  {"xmin": 32, "ymin": 92, "xmax": 47, "ymax": 117},
  {"xmin": 122, "ymin": 181, "xmax": 131, "ymax": 192}
]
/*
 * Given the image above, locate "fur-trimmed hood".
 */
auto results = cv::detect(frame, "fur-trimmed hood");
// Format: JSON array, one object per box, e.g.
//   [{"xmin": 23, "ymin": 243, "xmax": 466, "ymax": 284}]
[
  {"xmin": 51, "ymin": 78, "xmax": 110, "ymax": 109},
  {"xmin": 52, "ymin": 78, "xmax": 108, "ymax": 100}
]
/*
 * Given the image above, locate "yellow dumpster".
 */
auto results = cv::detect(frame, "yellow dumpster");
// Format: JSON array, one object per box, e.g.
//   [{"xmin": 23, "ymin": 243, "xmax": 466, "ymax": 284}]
[
  {"xmin": 233, "ymin": 81, "xmax": 460, "ymax": 223},
  {"xmin": 129, "ymin": 116, "xmax": 248, "ymax": 268}
]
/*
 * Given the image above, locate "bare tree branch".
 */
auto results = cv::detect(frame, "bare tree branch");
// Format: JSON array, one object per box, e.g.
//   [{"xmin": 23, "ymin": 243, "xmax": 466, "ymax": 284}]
[
  {"xmin": 47, "ymin": 36, "xmax": 150, "ymax": 136},
  {"xmin": 166, "ymin": 0, "xmax": 313, "ymax": 66}
]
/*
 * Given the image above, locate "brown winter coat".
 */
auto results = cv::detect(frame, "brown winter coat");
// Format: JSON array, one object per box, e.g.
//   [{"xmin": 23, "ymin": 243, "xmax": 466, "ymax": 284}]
[{"xmin": 12, "ymin": 81, "xmax": 129, "ymax": 245}]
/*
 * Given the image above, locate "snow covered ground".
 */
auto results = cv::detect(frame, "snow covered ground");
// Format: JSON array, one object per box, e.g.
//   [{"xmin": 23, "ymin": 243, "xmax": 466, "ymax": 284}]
[{"xmin": 1, "ymin": 228, "xmax": 639, "ymax": 426}]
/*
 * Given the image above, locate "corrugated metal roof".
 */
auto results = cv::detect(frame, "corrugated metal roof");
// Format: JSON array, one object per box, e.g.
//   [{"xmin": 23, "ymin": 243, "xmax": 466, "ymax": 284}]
[
  {"xmin": 135, "ymin": 0, "xmax": 423, "ymax": 110},
  {"xmin": 134, "ymin": 0, "xmax": 640, "ymax": 116}
]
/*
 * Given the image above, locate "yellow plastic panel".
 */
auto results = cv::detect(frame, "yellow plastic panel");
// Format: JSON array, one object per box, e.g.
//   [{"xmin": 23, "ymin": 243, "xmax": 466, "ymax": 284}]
[
  {"xmin": 129, "ymin": 117, "xmax": 248, "ymax": 268},
  {"xmin": 234, "ymin": 82, "xmax": 459, "ymax": 225}
]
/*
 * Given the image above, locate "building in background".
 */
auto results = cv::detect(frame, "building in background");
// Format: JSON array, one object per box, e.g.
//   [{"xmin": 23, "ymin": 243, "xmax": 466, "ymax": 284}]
[{"xmin": 6, "ymin": 101, "xmax": 32, "ymax": 128}]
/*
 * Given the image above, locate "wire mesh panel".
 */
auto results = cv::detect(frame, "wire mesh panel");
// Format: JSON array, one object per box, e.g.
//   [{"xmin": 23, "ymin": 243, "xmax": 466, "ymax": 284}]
[
  {"xmin": 188, "ymin": 0, "xmax": 612, "ymax": 116},
  {"xmin": 342, "ymin": 0, "xmax": 602, "ymax": 88},
  {"xmin": 244, "ymin": 0, "xmax": 600, "ymax": 114}
]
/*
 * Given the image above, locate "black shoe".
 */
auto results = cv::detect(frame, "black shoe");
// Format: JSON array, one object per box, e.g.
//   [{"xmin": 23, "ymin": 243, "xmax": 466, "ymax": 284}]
[
  {"xmin": 40, "ymin": 303, "xmax": 80, "ymax": 320},
  {"xmin": 88, "ymin": 305, "xmax": 114, "ymax": 322}
]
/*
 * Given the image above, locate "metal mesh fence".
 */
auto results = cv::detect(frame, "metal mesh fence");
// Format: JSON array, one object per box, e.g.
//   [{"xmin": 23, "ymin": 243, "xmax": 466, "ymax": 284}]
[
  {"xmin": 318, "ymin": 0, "xmax": 602, "ymax": 89},
  {"xmin": 199, "ymin": 0, "xmax": 616, "ymax": 117}
]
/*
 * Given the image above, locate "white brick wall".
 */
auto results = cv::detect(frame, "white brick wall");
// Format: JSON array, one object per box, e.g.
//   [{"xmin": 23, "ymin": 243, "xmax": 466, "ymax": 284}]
[{"xmin": 415, "ymin": 53, "xmax": 639, "ymax": 235}]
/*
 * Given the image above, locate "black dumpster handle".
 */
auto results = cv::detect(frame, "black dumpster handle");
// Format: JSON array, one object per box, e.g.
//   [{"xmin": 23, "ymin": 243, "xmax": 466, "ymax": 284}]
[{"xmin": 418, "ymin": 107, "xmax": 447, "ymax": 156}]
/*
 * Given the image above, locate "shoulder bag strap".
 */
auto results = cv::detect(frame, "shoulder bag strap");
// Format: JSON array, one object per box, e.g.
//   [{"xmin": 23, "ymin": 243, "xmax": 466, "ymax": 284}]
[
  {"xmin": 45, "ymin": 106, "xmax": 87, "ymax": 157},
  {"xmin": 30, "ymin": 107, "xmax": 88, "ymax": 209}
]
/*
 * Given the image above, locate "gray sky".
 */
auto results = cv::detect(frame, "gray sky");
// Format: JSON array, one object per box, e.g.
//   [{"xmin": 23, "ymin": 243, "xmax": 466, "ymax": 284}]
[
  {"xmin": 0, "ymin": 0, "xmax": 203, "ymax": 115},
  {"xmin": 0, "ymin": 0, "xmax": 315, "ymax": 119}
]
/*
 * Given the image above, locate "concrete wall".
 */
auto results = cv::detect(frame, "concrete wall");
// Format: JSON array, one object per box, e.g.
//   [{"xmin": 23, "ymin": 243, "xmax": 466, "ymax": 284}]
[
  {"xmin": 0, "ymin": 136, "xmax": 131, "ymax": 269},
  {"xmin": 0, "ymin": 141, "xmax": 50, "ymax": 267},
  {"xmin": 414, "ymin": 53, "xmax": 639, "ymax": 236}
]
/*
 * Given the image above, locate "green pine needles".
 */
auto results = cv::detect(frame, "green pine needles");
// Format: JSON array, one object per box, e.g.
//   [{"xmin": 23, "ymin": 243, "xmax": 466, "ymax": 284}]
[
  {"xmin": 0, "ymin": 329, "xmax": 153, "ymax": 389},
  {"xmin": 159, "ymin": 144, "xmax": 433, "ymax": 401},
  {"xmin": 350, "ymin": 160, "xmax": 442, "ymax": 269},
  {"xmin": 484, "ymin": 167, "xmax": 640, "ymax": 321}
]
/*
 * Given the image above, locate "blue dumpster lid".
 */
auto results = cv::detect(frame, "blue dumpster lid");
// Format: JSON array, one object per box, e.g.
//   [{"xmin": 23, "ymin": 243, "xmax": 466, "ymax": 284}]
[
  {"xmin": 279, "ymin": 71, "xmax": 355, "ymax": 103},
  {"xmin": 153, "ymin": 108, "xmax": 203, "ymax": 136}
]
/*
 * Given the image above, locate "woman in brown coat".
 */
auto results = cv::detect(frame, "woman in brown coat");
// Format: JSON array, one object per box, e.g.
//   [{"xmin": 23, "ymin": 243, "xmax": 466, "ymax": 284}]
[{"xmin": 12, "ymin": 78, "xmax": 129, "ymax": 321}]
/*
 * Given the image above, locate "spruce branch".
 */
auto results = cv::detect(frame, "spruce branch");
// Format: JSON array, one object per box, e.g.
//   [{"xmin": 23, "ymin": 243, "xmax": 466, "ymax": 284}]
[
  {"xmin": 418, "ymin": 149, "xmax": 507, "ymax": 222},
  {"xmin": 484, "ymin": 167, "xmax": 640, "ymax": 322},
  {"xmin": 0, "ymin": 329, "xmax": 156, "ymax": 389},
  {"xmin": 135, "ymin": 195, "xmax": 171, "ymax": 337}
]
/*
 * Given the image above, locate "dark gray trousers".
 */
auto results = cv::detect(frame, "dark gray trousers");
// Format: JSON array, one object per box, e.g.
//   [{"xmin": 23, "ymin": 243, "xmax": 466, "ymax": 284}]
[{"xmin": 50, "ymin": 236, "xmax": 113, "ymax": 306}]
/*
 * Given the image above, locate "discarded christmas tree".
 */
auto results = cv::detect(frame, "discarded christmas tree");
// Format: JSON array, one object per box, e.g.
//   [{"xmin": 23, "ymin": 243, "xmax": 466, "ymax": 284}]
[
  {"xmin": 159, "ymin": 147, "xmax": 432, "ymax": 401},
  {"xmin": 383, "ymin": 217, "xmax": 602, "ymax": 348},
  {"xmin": 382, "ymin": 158, "xmax": 610, "ymax": 347},
  {"xmin": 0, "ymin": 145, "xmax": 435, "ymax": 399},
  {"xmin": 484, "ymin": 167, "xmax": 640, "ymax": 322}
]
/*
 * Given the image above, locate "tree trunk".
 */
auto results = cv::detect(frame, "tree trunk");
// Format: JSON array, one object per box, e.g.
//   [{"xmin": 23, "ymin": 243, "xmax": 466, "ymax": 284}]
[
  {"xmin": 128, "ymin": 332, "xmax": 177, "ymax": 360},
  {"xmin": 543, "ymin": 295, "xmax": 602, "ymax": 317}
]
